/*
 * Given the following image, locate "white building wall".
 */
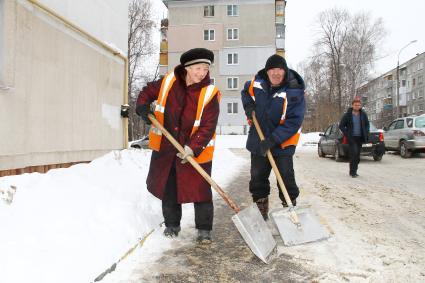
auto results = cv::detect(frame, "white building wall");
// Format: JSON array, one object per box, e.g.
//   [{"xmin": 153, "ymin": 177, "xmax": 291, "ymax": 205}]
[{"xmin": 37, "ymin": 0, "xmax": 128, "ymax": 54}]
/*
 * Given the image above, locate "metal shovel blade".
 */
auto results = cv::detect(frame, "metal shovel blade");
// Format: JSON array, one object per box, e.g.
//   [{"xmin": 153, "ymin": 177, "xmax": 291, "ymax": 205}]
[
  {"xmin": 269, "ymin": 206, "xmax": 330, "ymax": 246},
  {"xmin": 231, "ymin": 203, "xmax": 276, "ymax": 263}
]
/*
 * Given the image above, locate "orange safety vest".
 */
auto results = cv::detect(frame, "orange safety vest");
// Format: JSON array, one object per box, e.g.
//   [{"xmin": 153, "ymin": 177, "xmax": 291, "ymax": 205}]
[
  {"xmin": 149, "ymin": 72, "xmax": 220, "ymax": 164},
  {"xmin": 248, "ymin": 79, "xmax": 301, "ymax": 148}
]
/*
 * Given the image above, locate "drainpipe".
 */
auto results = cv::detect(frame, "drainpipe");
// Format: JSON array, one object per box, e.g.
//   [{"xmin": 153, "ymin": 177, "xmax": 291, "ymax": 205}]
[{"xmin": 27, "ymin": 0, "xmax": 129, "ymax": 149}]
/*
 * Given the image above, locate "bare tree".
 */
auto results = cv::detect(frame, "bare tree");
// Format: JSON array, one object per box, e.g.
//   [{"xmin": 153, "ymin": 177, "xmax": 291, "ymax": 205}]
[
  {"xmin": 128, "ymin": 0, "xmax": 157, "ymax": 141},
  {"xmin": 316, "ymin": 8, "xmax": 350, "ymax": 117},
  {"xmin": 303, "ymin": 8, "xmax": 386, "ymax": 131}
]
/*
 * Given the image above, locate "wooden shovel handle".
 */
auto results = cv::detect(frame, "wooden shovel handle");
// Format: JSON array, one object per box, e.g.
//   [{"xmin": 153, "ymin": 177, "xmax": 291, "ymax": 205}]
[
  {"xmin": 148, "ymin": 114, "xmax": 241, "ymax": 213},
  {"xmin": 252, "ymin": 112, "xmax": 299, "ymax": 218}
]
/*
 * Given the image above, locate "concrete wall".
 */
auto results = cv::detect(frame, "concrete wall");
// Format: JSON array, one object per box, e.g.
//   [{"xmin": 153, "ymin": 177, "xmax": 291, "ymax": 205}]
[
  {"xmin": 0, "ymin": 0, "xmax": 127, "ymax": 171},
  {"xmin": 36, "ymin": 0, "xmax": 128, "ymax": 54}
]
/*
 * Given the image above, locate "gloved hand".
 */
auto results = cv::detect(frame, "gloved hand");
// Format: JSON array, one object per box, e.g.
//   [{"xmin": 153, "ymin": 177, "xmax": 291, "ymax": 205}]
[
  {"xmin": 259, "ymin": 137, "xmax": 276, "ymax": 156},
  {"xmin": 244, "ymin": 102, "xmax": 255, "ymax": 120},
  {"xmin": 176, "ymin": 145, "xmax": 194, "ymax": 164},
  {"xmin": 136, "ymin": 104, "xmax": 152, "ymax": 125}
]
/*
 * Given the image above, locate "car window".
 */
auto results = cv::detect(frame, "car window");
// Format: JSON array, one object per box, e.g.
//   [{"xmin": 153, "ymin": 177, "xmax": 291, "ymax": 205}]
[
  {"xmin": 406, "ymin": 118, "xmax": 414, "ymax": 128},
  {"xmin": 415, "ymin": 117, "xmax": 425, "ymax": 128},
  {"xmin": 395, "ymin": 120, "xmax": 405, "ymax": 129},
  {"xmin": 325, "ymin": 125, "xmax": 332, "ymax": 135},
  {"xmin": 369, "ymin": 123, "xmax": 378, "ymax": 132},
  {"xmin": 331, "ymin": 124, "xmax": 339, "ymax": 135},
  {"xmin": 388, "ymin": 121, "xmax": 397, "ymax": 131}
]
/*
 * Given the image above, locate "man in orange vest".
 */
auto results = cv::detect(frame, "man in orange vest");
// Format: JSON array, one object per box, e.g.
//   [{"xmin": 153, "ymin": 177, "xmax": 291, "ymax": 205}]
[
  {"xmin": 136, "ymin": 48, "xmax": 220, "ymax": 244},
  {"xmin": 241, "ymin": 54, "xmax": 305, "ymax": 220}
]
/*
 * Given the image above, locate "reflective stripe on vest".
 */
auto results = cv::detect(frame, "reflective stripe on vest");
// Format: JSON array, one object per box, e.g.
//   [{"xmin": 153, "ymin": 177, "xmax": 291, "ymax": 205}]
[
  {"xmin": 248, "ymin": 79, "xmax": 300, "ymax": 148},
  {"xmin": 149, "ymin": 72, "xmax": 220, "ymax": 163}
]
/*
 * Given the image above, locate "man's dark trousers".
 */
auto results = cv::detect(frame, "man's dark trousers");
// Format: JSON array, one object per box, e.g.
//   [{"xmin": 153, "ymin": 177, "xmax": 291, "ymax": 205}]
[
  {"xmin": 249, "ymin": 153, "xmax": 299, "ymax": 203},
  {"xmin": 349, "ymin": 136, "xmax": 362, "ymax": 175}
]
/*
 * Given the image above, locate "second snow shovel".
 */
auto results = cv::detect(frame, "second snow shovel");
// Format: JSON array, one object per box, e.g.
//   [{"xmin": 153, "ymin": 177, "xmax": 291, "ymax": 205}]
[
  {"xmin": 148, "ymin": 114, "xmax": 276, "ymax": 263},
  {"xmin": 252, "ymin": 112, "xmax": 329, "ymax": 246}
]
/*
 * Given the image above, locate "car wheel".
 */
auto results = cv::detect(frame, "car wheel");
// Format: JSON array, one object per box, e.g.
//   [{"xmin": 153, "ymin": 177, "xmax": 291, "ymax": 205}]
[
  {"xmin": 318, "ymin": 144, "xmax": 325, "ymax": 157},
  {"xmin": 334, "ymin": 145, "xmax": 342, "ymax": 162},
  {"xmin": 399, "ymin": 141, "xmax": 412, "ymax": 158},
  {"xmin": 373, "ymin": 154, "xmax": 382, "ymax": 161}
]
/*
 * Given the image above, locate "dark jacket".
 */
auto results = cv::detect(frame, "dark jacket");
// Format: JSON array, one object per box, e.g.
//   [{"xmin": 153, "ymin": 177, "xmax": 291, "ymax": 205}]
[
  {"xmin": 241, "ymin": 68, "xmax": 306, "ymax": 156},
  {"xmin": 339, "ymin": 108, "xmax": 370, "ymax": 143},
  {"xmin": 136, "ymin": 65, "xmax": 220, "ymax": 203}
]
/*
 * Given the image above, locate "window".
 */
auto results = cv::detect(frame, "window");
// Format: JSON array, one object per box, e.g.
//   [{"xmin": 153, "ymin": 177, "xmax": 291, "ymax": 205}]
[
  {"xmin": 227, "ymin": 53, "xmax": 238, "ymax": 65},
  {"xmin": 203, "ymin": 29, "xmax": 215, "ymax": 41},
  {"xmin": 227, "ymin": 28, "xmax": 239, "ymax": 40},
  {"xmin": 413, "ymin": 78, "xmax": 416, "ymax": 86},
  {"xmin": 227, "ymin": 5, "xmax": 238, "ymax": 16},
  {"xmin": 210, "ymin": 77, "xmax": 215, "ymax": 85},
  {"xmin": 402, "ymin": 80, "xmax": 406, "ymax": 87},
  {"xmin": 395, "ymin": 120, "xmax": 404, "ymax": 129},
  {"xmin": 227, "ymin": 77, "xmax": 238, "ymax": 89},
  {"xmin": 406, "ymin": 118, "xmax": 414, "ymax": 128},
  {"xmin": 419, "ymin": 89, "xmax": 424, "ymax": 98},
  {"xmin": 324, "ymin": 125, "xmax": 332, "ymax": 136},
  {"xmin": 276, "ymin": 25, "xmax": 285, "ymax": 39},
  {"xmin": 203, "ymin": 5, "xmax": 214, "ymax": 17},
  {"xmin": 418, "ymin": 76, "xmax": 423, "ymax": 85},
  {"xmin": 227, "ymin": 102, "xmax": 238, "ymax": 114}
]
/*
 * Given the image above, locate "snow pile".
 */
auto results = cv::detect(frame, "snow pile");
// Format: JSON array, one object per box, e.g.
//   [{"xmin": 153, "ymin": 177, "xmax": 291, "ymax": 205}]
[
  {"xmin": 0, "ymin": 150, "xmax": 161, "ymax": 283},
  {"xmin": 0, "ymin": 135, "xmax": 248, "ymax": 283}
]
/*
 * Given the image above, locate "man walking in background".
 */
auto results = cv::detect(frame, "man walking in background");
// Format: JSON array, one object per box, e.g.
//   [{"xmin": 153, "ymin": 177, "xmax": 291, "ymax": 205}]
[{"xmin": 339, "ymin": 98, "xmax": 370, "ymax": 178}]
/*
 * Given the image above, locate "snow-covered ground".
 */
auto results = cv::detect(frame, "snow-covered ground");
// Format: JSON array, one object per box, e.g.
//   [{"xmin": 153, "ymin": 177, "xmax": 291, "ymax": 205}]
[
  {"xmin": 1, "ymin": 134, "xmax": 321, "ymax": 283},
  {"xmin": 2, "ymin": 132, "xmax": 424, "ymax": 283}
]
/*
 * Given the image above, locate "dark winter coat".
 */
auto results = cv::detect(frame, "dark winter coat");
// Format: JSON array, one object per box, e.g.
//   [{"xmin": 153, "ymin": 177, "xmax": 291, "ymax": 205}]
[
  {"xmin": 241, "ymin": 68, "xmax": 306, "ymax": 156},
  {"xmin": 136, "ymin": 65, "xmax": 220, "ymax": 203},
  {"xmin": 339, "ymin": 108, "xmax": 370, "ymax": 143}
]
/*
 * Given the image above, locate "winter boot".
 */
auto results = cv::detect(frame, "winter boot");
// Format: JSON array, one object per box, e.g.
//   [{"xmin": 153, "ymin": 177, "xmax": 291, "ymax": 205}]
[
  {"xmin": 196, "ymin": 229, "xmax": 212, "ymax": 244},
  {"xmin": 282, "ymin": 198, "xmax": 297, "ymax": 208},
  {"xmin": 163, "ymin": 226, "xmax": 181, "ymax": 238},
  {"xmin": 255, "ymin": 197, "xmax": 269, "ymax": 220}
]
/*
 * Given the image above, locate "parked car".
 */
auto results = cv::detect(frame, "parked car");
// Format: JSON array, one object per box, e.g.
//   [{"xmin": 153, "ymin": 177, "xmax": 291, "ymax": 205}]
[
  {"xmin": 383, "ymin": 115, "xmax": 425, "ymax": 158},
  {"xmin": 129, "ymin": 135, "xmax": 149, "ymax": 149},
  {"xmin": 318, "ymin": 122, "xmax": 385, "ymax": 161}
]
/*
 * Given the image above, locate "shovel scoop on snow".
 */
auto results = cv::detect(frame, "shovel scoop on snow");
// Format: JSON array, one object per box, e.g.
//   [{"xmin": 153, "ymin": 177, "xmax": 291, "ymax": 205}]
[
  {"xmin": 148, "ymin": 114, "xmax": 276, "ymax": 263},
  {"xmin": 252, "ymin": 112, "xmax": 330, "ymax": 246}
]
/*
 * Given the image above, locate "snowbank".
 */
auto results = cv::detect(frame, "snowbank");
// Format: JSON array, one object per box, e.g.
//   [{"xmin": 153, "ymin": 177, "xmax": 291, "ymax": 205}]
[{"xmin": 0, "ymin": 135, "xmax": 249, "ymax": 283}]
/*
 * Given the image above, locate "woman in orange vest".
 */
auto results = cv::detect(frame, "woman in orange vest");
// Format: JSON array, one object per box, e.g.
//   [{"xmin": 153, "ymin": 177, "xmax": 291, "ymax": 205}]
[{"xmin": 136, "ymin": 48, "xmax": 220, "ymax": 244}]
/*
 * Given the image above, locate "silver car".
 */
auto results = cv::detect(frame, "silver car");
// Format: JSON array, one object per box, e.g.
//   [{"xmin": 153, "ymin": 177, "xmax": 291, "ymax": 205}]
[{"xmin": 384, "ymin": 115, "xmax": 425, "ymax": 158}]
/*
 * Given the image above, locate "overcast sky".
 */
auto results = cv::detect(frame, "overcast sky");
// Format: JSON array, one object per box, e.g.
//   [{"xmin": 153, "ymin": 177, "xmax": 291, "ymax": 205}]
[
  {"xmin": 285, "ymin": 0, "xmax": 425, "ymax": 76},
  {"xmin": 152, "ymin": 0, "xmax": 424, "ymax": 77}
]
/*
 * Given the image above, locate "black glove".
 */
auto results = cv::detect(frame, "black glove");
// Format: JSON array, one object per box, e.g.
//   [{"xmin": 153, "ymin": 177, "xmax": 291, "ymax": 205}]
[
  {"xmin": 244, "ymin": 102, "xmax": 255, "ymax": 120},
  {"xmin": 259, "ymin": 137, "xmax": 277, "ymax": 156},
  {"xmin": 136, "ymin": 104, "xmax": 152, "ymax": 125}
]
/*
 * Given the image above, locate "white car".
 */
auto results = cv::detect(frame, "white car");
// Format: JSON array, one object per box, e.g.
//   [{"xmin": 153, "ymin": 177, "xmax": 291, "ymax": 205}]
[
  {"xmin": 384, "ymin": 115, "xmax": 425, "ymax": 158},
  {"xmin": 129, "ymin": 135, "xmax": 149, "ymax": 149}
]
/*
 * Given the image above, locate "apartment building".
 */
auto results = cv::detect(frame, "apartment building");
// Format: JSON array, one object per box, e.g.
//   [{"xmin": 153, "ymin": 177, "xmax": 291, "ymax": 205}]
[
  {"xmin": 0, "ymin": 0, "xmax": 128, "ymax": 176},
  {"xmin": 162, "ymin": 0, "xmax": 286, "ymax": 134},
  {"xmin": 358, "ymin": 52, "xmax": 425, "ymax": 128}
]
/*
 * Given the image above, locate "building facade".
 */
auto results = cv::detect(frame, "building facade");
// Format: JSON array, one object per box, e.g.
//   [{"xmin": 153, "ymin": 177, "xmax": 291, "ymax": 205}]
[
  {"xmin": 0, "ymin": 0, "xmax": 128, "ymax": 176},
  {"xmin": 358, "ymin": 52, "xmax": 425, "ymax": 128},
  {"xmin": 162, "ymin": 0, "xmax": 286, "ymax": 134}
]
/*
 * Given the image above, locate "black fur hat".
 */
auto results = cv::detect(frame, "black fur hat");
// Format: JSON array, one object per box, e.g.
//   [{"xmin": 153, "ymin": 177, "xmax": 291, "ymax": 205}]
[{"xmin": 180, "ymin": 48, "xmax": 214, "ymax": 67}]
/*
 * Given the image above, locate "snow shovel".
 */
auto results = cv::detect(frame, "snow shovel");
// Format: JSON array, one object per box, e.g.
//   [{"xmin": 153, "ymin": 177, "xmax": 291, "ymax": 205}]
[
  {"xmin": 252, "ymin": 112, "xmax": 329, "ymax": 246},
  {"xmin": 148, "ymin": 114, "xmax": 276, "ymax": 263}
]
